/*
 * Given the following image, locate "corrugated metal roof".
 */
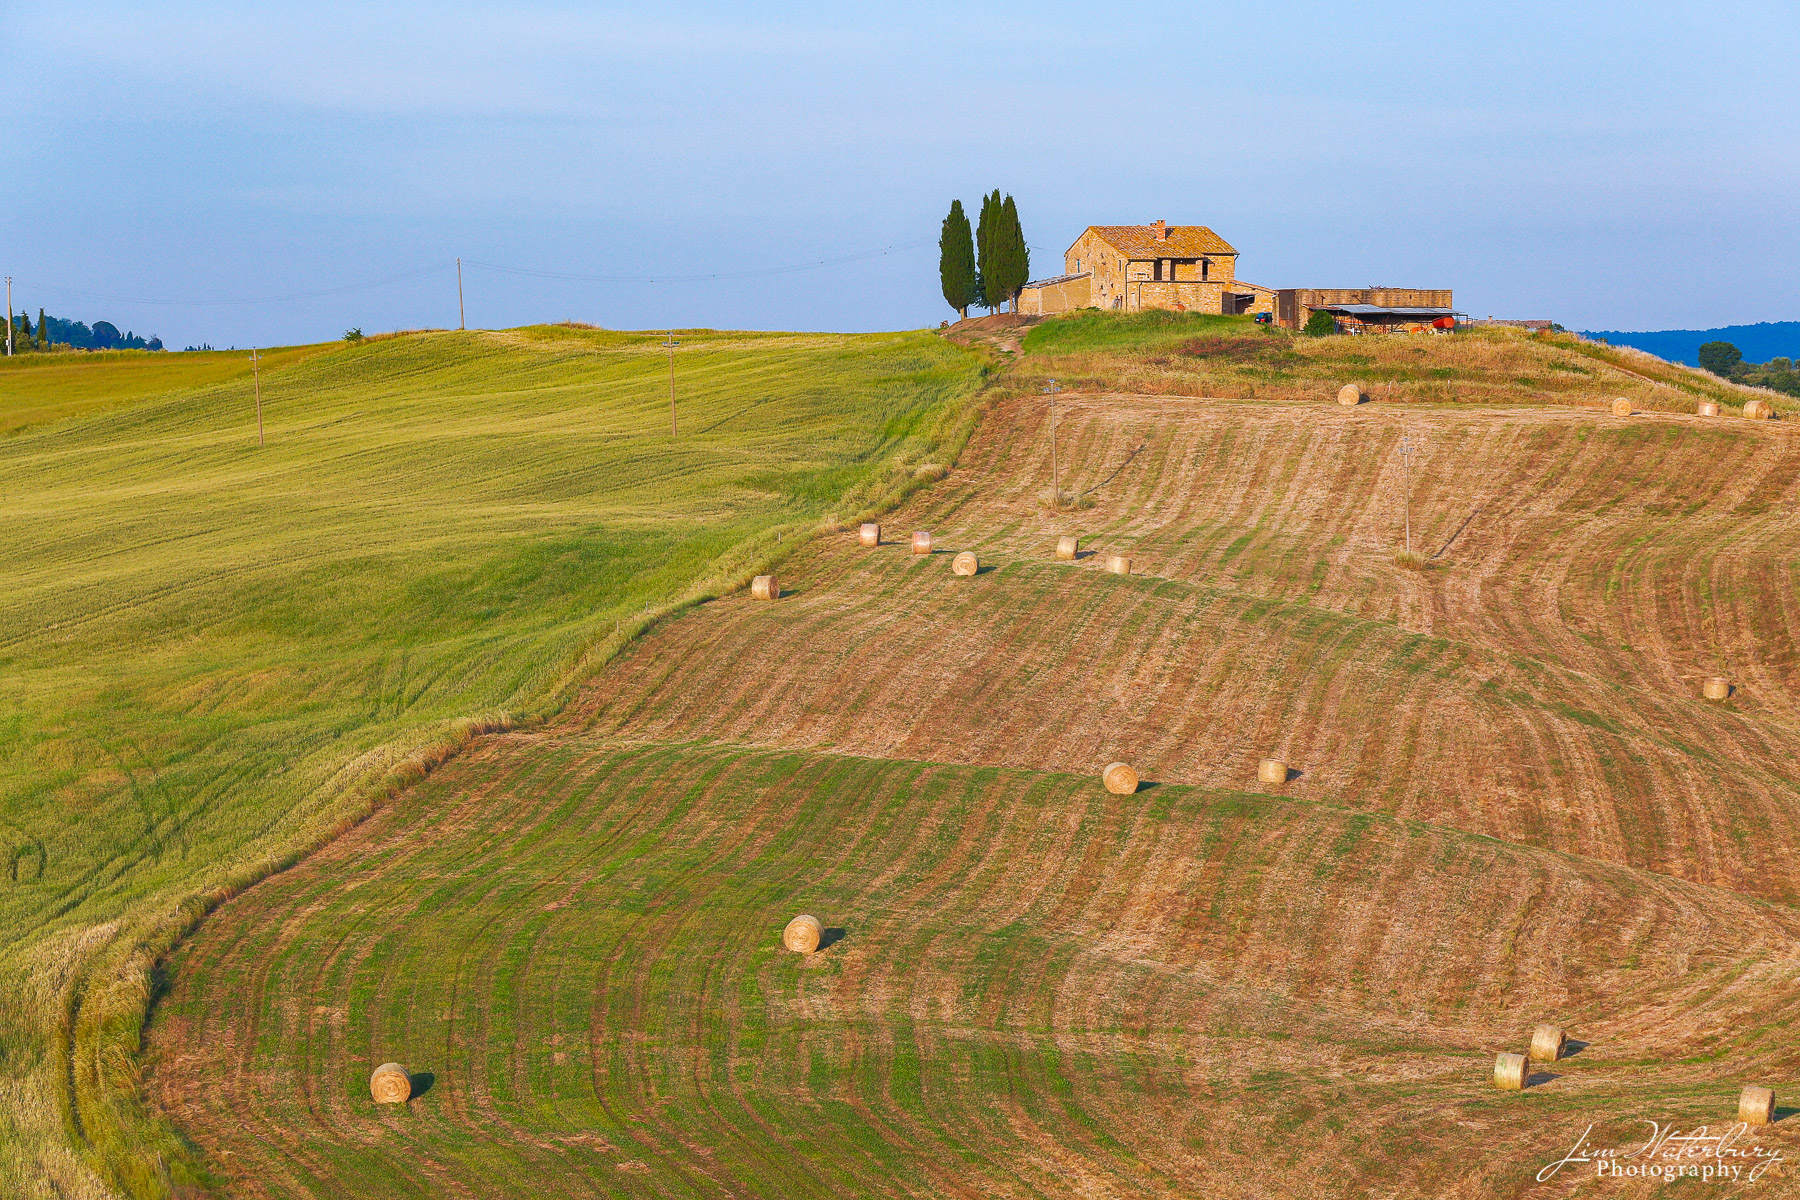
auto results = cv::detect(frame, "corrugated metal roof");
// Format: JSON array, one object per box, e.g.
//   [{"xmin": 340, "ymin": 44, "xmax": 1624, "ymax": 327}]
[
  {"xmin": 1323, "ymin": 304, "xmax": 1456, "ymax": 316},
  {"xmin": 1082, "ymin": 225, "xmax": 1237, "ymax": 259},
  {"xmin": 1022, "ymin": 273, "xmax": 1090, "ymax": 288}
]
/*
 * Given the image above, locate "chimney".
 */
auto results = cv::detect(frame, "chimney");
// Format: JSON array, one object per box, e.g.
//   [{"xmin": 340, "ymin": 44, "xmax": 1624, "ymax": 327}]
[{"xmin": 1152, "ymin": 219, "xmax": 1167, "ymax": 242}]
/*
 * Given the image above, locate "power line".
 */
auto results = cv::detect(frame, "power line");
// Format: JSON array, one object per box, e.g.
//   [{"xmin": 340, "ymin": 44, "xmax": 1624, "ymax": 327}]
[
  {"xmin": 461, "ymin": 239, "xmax": 932, "ymax": 284},
  {"xmin": 12, "ymin": 238, "xmax": 936, "ymax": 310},
  {"xmin": 13, "ymin": 264, "xmax": 455, "ymax": 308}
]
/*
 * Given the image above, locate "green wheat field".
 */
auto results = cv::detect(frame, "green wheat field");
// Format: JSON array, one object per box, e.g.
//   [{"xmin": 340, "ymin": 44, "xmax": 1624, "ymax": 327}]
[{"xmin": 0, "ymin": 326, "xmax": 981, "ymax": 1196}]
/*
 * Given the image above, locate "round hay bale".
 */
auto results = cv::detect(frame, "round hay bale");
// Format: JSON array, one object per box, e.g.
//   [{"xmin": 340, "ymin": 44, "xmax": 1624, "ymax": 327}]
[
  {"xmin": 1104, "ymin": 553, "xmax": 1131, "ymax": 576},
  {"xmin": 1257, "ymin": 758, "xmax": 1288, "ymax": 785},
  {"xmin": 911, "ymin": 531, "xmax": 933, "ymax": 555},
  {"xmin": 1493, "ymin": 1052, "xmax": 1527, "ymax": 1091},
  {"xmin": 751, "ymin": 574, "xmax": 779, "ymax": 601},
  {"xmin": 1056, "ymin": 535, "xmax": 1079, "ymax": 561},
  {"xmin": 1610, "ymin": 397, "xmax": 1633, "ymax": 416},
  {"xmin": 1528, "ymin": 1024, "xmax": 1566, "ymax": 1064},
  {"xmin": 1697, "ymin": 401, "xmax": 1720, "ymax": 417},
  {"xmin": 782, "ymin": 914, "xmax": 822, "ymax": 955},
  {"xmin": 952, "ymin": 551, "xmax": 978, "ymax": 576},
  {"xmin": 1102, "ymin": 762, "xmax": 1139, "ymax": 795},
  {"xmin": 370, "ymin": 1062, "xmax": 411, "ymax": 1104},
  {"xmin": 859, "ymin": 523, "xmax": 880, "ymax": 547},
  {"xmin": 1703, "ymin": 676, "xmax": 1731, "ymax": 701},
  {"xmin": 1337, "ymin": 383, "xmax": 1364, "ymax": 407},
  {"xmin": 1744, "ymin": 399, "xmax": 1775, "ymax": 420},
  {"xmin": 1739, "ymin": 1085, "xmax": 1776, "ymax": 1126}
]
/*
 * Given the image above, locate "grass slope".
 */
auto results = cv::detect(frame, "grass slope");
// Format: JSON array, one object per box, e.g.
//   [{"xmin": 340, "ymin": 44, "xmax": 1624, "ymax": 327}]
[
  {"xmin": 0, "ymin": 326, "xmax": 981, "ymax": 1198},
  {"xmin": 149, "ymin": 316, "xmax": 1800, "ymax": 1196}
]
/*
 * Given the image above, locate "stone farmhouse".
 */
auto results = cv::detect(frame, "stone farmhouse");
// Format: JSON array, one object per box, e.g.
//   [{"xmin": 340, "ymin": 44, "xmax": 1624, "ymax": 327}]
[
  {"xmin": 1017, "ymin": 221, "xmax": 1452, "ymax": 331},
  {"xmin": 1019, "ymin": 221, "xmax": 1276, "ymax": 318}
]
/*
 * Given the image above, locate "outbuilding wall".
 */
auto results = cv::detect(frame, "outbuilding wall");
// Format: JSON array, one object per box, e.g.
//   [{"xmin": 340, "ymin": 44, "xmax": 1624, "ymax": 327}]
[
  {"xmin": 1017, "ymin": 274, "xmax": 1093, "ymax": 316},
  {"xmin": 1277, "ymin": 287, "xmax": 1454, "ymax": 329}
]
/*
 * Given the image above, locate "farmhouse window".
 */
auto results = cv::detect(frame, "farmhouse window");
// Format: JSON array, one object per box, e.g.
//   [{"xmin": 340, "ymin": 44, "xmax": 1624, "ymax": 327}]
[{"xmin": 1201, "ymin": 258, "xmax": 1210, "ymax": 280}]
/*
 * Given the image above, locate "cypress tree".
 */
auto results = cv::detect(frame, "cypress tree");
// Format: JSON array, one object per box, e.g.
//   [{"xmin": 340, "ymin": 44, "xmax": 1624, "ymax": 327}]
[
  {"xmin": 37, "ymin": 309, "xmax": 47, "ymax": 351},
  {"xmin": 997, "ymin": 194, "xmax": 1030, "ymax": 312},
  {"xmin": 975, "ymin": 190, "xmax": 1001, "ymax": 314},
  {"xmin": 938, "ymin": 200, "xmax": 976, "ymax": 320}
]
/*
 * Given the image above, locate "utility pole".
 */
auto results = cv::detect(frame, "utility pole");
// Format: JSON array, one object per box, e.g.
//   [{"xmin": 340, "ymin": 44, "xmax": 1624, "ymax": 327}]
[
  {"xmin": 5, "ymin": 277, "xmax": 12, "ymax": 357},
  {"xmin": 663, "ymin": 330, "xmax": 679, "ymax": 436},
  {"xmin": 1043, "ymin": 378, "xmax": 1062, "ymax": 507},
  {"xmin": 456, "ymin": 258, "xmax": 466, "ymax": 331},
  {"xmin": 249, "ymin": 348, "xmax": 264, "ymax": 446}
]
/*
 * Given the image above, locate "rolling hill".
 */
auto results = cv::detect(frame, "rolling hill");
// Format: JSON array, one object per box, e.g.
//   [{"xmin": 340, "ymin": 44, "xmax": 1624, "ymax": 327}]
[
  {"xmin": 139, "ymin": 317, "xmax": 1799, "ymax": 1196},
  {"xmin": 0, "ymin": 327, "xmax": 982, "ymax": 1199}
]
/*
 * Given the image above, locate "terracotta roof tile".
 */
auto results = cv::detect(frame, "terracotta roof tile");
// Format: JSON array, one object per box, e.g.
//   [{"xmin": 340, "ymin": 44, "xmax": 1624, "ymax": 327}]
[{"xmin": 1082, "ymin": 225, "xmax": 1237, "ymax": 259}]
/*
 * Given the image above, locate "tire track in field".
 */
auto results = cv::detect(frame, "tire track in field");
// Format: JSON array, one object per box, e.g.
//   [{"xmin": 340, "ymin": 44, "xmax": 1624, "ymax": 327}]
[
  {"xmin": 147, "ymin": 393, "xmax": 1800, "ymax": 1197},
  {"xmin": 585, "ymin": 545, "xmax": 1800, "ymax": 903},
  {"xmin": 155, "ymin": 743, "xmax": 1800, "ymax": 1196}
]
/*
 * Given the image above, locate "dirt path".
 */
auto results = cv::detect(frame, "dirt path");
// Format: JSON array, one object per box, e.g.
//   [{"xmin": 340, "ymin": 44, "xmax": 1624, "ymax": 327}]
[{"xmin": 942, "ymin": 313, "xmax": 1041, "ymax": 357}]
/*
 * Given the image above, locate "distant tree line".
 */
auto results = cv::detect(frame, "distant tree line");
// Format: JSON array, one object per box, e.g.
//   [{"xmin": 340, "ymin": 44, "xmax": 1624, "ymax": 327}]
[
  {"xmin": 6, "ymin": 309, "xmax": 163, "ymax": 353},
  {"xmin": 938, "ymin": 191, "xmax": 1029, "ymax": 319},
  {"xmin": 1699, "ymin": 340, "xmax": 1800, "ymax": 397}
]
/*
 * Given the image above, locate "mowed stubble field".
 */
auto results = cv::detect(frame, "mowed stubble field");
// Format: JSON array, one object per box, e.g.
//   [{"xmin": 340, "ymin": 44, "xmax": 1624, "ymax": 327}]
[
  {"xmin": 150, "ymin": 321, "xmax": 1800, "ymax": 1196},
  {"xmin": 0, "ymin": 326, "xmax": 982, "ymax": 1198}
]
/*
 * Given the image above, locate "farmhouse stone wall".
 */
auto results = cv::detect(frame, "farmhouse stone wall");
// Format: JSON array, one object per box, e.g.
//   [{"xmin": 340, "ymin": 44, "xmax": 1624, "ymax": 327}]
[
  {"xmin": 1066, "ymin": 229, "xmax": 1132, "ymax": 310},
  {"xmin": 1131, "ymin": 281, "xmax": 1224, "ymax": 313}
]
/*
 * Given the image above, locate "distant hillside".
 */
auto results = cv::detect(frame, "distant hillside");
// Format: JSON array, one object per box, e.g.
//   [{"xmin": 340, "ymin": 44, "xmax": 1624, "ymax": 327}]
[{"xmin": 1583, "ymin": 320, "xmax": 1800, "ymax": 366}]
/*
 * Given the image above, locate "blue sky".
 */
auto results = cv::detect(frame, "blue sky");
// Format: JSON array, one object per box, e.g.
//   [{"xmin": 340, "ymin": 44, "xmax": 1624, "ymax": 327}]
[{"xmin": 3, "ymin": 2, "xmax": 1796, "ymax": 347}]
